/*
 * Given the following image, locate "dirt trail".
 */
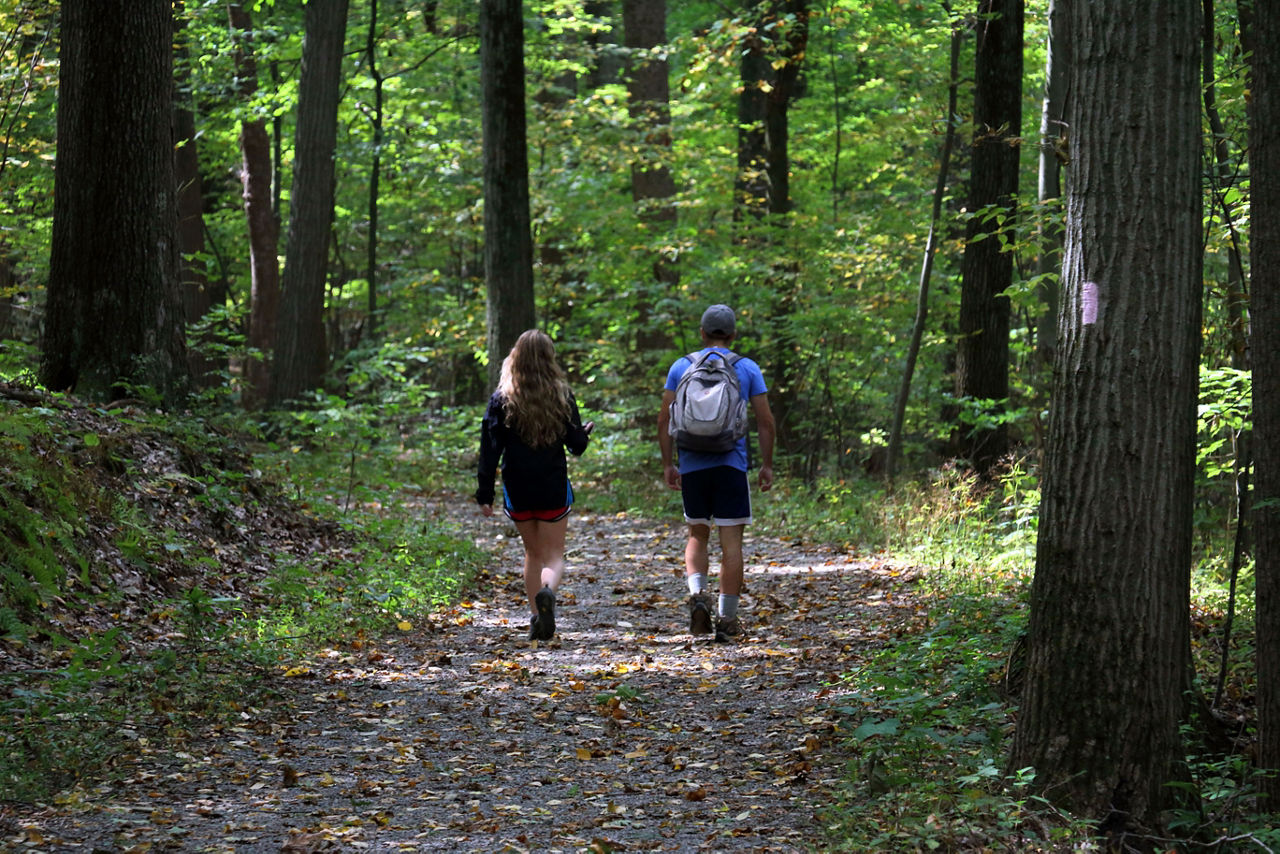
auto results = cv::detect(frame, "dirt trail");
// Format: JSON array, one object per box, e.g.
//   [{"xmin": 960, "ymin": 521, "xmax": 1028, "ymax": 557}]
[{"xmin": 9, "ymin": 506, "xmax": 906, "ymax": 852}]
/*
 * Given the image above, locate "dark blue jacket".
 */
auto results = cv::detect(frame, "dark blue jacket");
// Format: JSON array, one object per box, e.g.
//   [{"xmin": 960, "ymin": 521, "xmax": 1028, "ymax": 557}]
[{"xmin": 475, "ymin": 391, "xmax": 590, "ymax": 510}]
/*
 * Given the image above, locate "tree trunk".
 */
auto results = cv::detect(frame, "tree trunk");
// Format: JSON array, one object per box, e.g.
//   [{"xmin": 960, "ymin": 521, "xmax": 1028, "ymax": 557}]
[
  {"xmin": 1008, "ymin": 0, "xmax": 1202, "ymax": 833},
  {"xmin": 364, "ymin": 0, "xmax": 383, "ymax": 340},
  {"xmin": 887, "ymin": 13, "xmax": 963, "ymax": 482},
  {"xmin": 734, "ymin": 1, "xmax": 808, "ymax": 454},
  {"xmin": 623, "ymin": 0, "xmax": 676, "ymax": 355},
  {"xmin": 1034, "ymin": 0, "xmax": 1066, "ymax": 366},
  {"xmin": 954, "ymin": 0, "xmax": 1022, "ymax": 476},
  {"xmin": 735, "ymin": 5, "xmax": 770, "ymax": 223},
  {"xmin": 270, "ymin": 0, "xmax": 348, "ymax": 407},
  {"xmin": 174, "ymin": 3, "xmax": 215, "ymax": 389},
  {"xmin": 1245, "ymin": 0, "xmax": 1280, "ymax": 808},
  {"xmin": 39, "ymin": 0, "xmax": 189, "ymax": 406},
  {"xmin": 764, "ymin": 0, "xmax": 807, "ymax": 217},
  {"xmin": 480, "ymin": 0, "xmax": 536, "ymax": 387},
  {"xmin": 229, "ymin": 2, "xmax": 282, "ymax": 409}
]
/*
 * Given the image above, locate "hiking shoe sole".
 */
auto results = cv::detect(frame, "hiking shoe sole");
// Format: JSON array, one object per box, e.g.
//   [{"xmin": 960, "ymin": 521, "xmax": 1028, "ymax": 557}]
[
  {"xmin": 689, "ymin": 594, "xmax": 713, "ymax": 636},
  {"xmin": 535, "ymin": 586, "xmax": 556, "ymax": 640}
]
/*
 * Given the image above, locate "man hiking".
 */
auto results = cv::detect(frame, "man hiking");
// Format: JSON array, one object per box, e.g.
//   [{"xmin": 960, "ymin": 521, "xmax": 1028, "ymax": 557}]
[{"xmin": 657, "ymin": 304, "xmax": 775, "ymax": 640}]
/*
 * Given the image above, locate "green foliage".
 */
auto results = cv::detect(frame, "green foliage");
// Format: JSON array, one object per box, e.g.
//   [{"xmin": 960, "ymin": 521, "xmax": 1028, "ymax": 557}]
[{"xmin": 0, "ymin": 406, "xmax": 89, "ymax": 619}]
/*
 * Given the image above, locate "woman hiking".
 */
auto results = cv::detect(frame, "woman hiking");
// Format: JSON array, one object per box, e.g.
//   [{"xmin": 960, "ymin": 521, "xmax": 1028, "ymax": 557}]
[{"xmin": 475, "ymin": 329, "xmax": 594, "ymax": 641}]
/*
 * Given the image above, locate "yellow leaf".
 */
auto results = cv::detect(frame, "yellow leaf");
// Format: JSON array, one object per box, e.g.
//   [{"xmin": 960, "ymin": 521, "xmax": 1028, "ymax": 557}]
[
  {"xmin": 282, "ymin": 666, "xmax": 310, "ymax": 678},
  {"xmin": 576, "ymin": 747, "xmax": 592, "ymax": 760},
  {"xmin": 397, "ymin": 620, "xmax": 413, "ymax": 631}
]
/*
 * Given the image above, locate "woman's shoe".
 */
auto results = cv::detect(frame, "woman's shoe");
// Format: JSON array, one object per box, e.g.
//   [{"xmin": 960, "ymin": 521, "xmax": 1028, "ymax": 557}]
[{"xmin": 535, "ymin": 586, "xmax": 556, "ymax": 640}]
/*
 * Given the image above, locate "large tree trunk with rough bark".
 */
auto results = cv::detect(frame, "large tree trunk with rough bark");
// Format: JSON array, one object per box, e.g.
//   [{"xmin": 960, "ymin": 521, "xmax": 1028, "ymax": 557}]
[
  {"xmin": 1246, "ymin": 0, "xmax": 1280, "ymax": 808},
  {"xmin": 1008, "ymin": 0, "xmax": 1202, "ymax": 834},
  {"xmin": 40, "ymin": 0, "xmax": 189, "ymax": 406}
]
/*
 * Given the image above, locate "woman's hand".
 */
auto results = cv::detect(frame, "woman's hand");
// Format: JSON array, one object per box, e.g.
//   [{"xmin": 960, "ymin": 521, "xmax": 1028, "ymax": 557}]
[
  {"xmin": 481, "ymin": 504, "xmax": 495, "ymax": 517},
  {"xmin": 584, "ymin": 420, "xmax": 595, "ymax": 435}
]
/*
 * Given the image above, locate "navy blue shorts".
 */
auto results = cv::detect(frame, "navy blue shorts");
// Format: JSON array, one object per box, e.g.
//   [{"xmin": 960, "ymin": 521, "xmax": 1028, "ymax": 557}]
[
  {"xmin": 503, "ymin": 480, "xmax": 574, "ymax": 522},
  {"xmin": 681, "ymin": 466, "xmax": 752, "ymax": 527}
]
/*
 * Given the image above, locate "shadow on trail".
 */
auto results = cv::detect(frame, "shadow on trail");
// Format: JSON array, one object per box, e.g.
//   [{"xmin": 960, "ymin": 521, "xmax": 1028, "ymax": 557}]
[{"xmin": 14, "ymin": 509, "xmax": 912, "ymax": 853}]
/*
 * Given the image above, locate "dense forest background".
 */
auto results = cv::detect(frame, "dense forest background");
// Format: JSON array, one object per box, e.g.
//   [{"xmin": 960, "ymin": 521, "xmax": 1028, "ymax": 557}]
[{"xmin": 1, "ymin": 0, "xmax": 1275, "ymax": 848}]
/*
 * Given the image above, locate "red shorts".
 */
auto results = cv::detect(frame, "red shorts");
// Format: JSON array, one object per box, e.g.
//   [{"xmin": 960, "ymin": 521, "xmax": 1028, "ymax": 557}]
[{"xmin": 504, "ymin": 506, "xmax": 571, "ymax": 522}]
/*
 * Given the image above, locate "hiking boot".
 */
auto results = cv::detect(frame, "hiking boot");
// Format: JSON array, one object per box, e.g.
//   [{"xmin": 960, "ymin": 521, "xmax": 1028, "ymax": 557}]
[
  {"xmin": 715, "ymin": 615, "xmax": 743, "ymax": 642},
  {"xmin": 528, "ymin": 615, "xmax": 541, "ymax": 640},
  {"xmin": 688, "ymin": 593, "xmax": 713, "ymax": 636},
  {"xmin": 535, "ymin": 586, "xmax": 556, "ymax": 640}
]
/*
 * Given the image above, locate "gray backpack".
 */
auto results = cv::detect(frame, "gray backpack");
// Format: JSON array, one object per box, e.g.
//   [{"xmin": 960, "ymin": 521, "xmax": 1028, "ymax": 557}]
[{"xmin": 669, "ymin": 350, "xmax": 747, "ymax": 453}]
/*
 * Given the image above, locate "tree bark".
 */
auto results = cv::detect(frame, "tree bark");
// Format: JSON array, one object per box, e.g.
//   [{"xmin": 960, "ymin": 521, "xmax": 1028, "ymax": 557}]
[
  {"xmin": 1245, "ymin": 0, "xmax": 1280, "ymax": 808},
  {"xmin": 1034, "ymin": 0, "xmax": 1066, "ymax": 366},
  {"xmin": 623, "ymin": 0, "xmax": 676, "ymax": 354},
  {"xmin": 174, "ymin": 3, "xmax": 216, "ymax": 387},
  {"xmin": 229, "ymin": 2, "xmax": 282, "ymax": 409},
  {"xmin": 364, "ymin": 0, "xmax": 383, "ymax": 339},
  {"xmin": 480, "ymin": 0, "xmax": 536, "ymax": 388},
  {"xmin": 954, "ymin": 0, "xmax": 1022, "ymax": 476},
  {"xmin": 734, "ymin": 1, "xmax": 808, "ymax": 454},
  {"xmin": 1008, "ymin": 0, "xmax": 1202, "ymax": 833},
  {"xmin": 887, "ymin": 12, "xmax": 963, "ymax": 483},
  {"xmin": 270, "ymin": 0, "xmax": 349, "ymax": 407},
  {"xmin": 39, "ymin": 0, "xmax": 189, "ymax": 406}
]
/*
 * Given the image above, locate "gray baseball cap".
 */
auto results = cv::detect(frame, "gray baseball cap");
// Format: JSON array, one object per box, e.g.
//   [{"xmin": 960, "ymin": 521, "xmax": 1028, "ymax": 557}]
[{"xmin": 700, "ymin": 304, "xmax": 736, "ymax": 337}]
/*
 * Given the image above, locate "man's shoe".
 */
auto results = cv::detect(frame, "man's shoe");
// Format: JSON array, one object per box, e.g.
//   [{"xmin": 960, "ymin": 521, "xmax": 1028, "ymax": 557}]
[
  {"xmin": 535, "ymin": 586, "xmax": 556, "ymax": 640},
  {"xmin": 529, "ymin": 615, "xmax": 541, "ymax": 640},
  {"xmin": 689, "ymin": 593, "xmax": 713, "ymax": 636},
  {"xmin": 715, "ymin": 615, "xmax": 743, "ymax": 641}
]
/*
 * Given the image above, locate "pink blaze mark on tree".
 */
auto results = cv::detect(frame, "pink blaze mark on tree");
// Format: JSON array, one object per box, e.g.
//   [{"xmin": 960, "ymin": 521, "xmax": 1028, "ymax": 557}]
[{"xmin": 1082, "ymin": 280, "xmax": 1099, "ymax": 326}]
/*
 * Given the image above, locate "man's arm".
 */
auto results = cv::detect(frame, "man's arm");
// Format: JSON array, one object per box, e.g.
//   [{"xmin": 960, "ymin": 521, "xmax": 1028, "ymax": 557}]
[
  {"xmin": 750, "ymin": 392, "xmax": 775, "ymax": 491},
  {"xmin": 658, "ymin": 389, "xmax": 680, "ymax": 489}
]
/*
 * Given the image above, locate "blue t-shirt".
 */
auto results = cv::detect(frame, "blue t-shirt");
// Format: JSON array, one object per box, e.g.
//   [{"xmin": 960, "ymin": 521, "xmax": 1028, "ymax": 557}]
[{"xmin": 665, "ymin": 347, "xmax": 768, "ymax": 474}]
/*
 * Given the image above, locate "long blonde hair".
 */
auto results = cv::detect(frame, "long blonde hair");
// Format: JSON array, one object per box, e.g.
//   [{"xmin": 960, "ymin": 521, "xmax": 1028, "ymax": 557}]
[{"xmin": 498, "ymin": 329, "xmax": 573, "ymax": 447}]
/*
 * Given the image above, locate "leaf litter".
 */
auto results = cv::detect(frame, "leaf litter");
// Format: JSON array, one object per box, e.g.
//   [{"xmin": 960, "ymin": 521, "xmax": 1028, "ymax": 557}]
[{"xmin": 6, "ymin": 498, "xmax": 917, "ymax": 852}]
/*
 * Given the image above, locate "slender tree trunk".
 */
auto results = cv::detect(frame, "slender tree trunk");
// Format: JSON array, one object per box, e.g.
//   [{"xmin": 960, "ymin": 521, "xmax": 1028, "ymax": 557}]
[
  {"xmin": 734, "ymin": 1, "xmax": 808, "ymax": 453},
  {"xmin": 39, "ymin": 0, "xmax": 189, "ymax": 406},
  {"xmin": 735, "ymin": 6, "xmax": 770, "ymax": 224},
  {"xmin": 230, "ymin": 2, "xmax": 282, "ymax": 409},
  {"xmin": 364, "ymin": 0, "xmax": 383, "ymax": 339},
  {"xmin": 887, "ymin": 11, "xmax": 963, "ymax": 482},
  {"xmin": 764, "ymin": 0, "xmax": 807, "ymax": 217},
  {"xmin": 1245, "ymin": 0, "xmax": 1280, "ymax": 808},
  {"xmin": 270, "ymin": 0, "xmax": 348, "ymax": 407},
  {"xmin": 1203, "ymin": 0, "xmax": 1248, "ymax": 371},
  {"xmin": 480, "ymin": 0, "xmax": 536, "ymax": 387},
  {"xmin": 1008, "ymin": 0, "xmax": 1202, "ymax": 832},
  {"xmin": 1034, "ymin": 0, "xmax": 1066, "ymax": 366},
  {"xmin": 173, "ymin": 3, "xmax": 217, "ymax": 387},
  {"xmin": 954, "ymin": 0, "xmax": 1022, "ymax": 476}
]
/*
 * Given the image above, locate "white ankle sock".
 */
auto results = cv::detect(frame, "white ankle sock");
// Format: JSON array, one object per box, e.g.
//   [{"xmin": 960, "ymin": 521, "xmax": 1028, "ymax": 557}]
[
  {"xmin": 719, "ymin": 594, "xmax": 739, "ymax": 619},
  {"xmin": 687, "ymin": 573, "xmax": 707, "ymax": 596}
]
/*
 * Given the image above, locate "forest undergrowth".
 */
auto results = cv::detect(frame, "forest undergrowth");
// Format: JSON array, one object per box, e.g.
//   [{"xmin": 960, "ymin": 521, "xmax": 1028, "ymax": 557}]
[{"xmin": 0, "ymin": 379, "xmax": 1271, "ymax": 850}]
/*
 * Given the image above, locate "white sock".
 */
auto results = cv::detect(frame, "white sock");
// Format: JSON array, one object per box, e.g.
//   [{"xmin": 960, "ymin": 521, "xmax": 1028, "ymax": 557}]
[
  {"xmin": 687, "ymin": 573, "xmax": 707, "ymax": 596},
  {"xmin": 719, "ymin": 594, "xmax": 739, "ymax": 619}
]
